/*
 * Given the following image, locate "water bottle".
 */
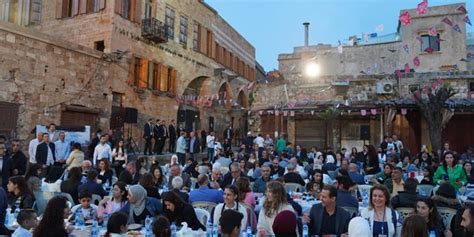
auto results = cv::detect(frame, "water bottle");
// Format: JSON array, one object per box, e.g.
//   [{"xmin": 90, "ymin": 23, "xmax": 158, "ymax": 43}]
[
  {"xmin": 303, "ymin": 224, "xmax": 309, "ymax": 237},
  {"xmin": 206, "ymin": 220, "xmax": 213, "ymax": 237},
  {"xmin": 246, "ymin": 226, "xmax": 252, "ymax": 237},
  {"xmin": 13, "ymin": 208, "xmax": 20, "ymax": 219},
  {"xmin": 362, "ymin": 190, "xmax": 369, "ymax": 208},
  {"xmin": 170, "ymin": 222, "xmax": 177, "ymax": 237},
  {"xmin": 75, "ymin": 210, "xmax": 84, "ymax": 227},
  {"xmin": 429, "ymin": 230, "xmax": 436, "ymax": 237},
  {"xmin": 91, "ymin": 220, "xmax": 99, "ymax": 237},
  {"xmin": 163, "ymin": 184, "xmax": 169, "ymax": 193},
  {"xmin": 145, "ymin": 215, "xmax": 153, "ymax": 237},
  {"xmin": 102, "ymin": 213, "xmax": 110, "ymax": 228}
]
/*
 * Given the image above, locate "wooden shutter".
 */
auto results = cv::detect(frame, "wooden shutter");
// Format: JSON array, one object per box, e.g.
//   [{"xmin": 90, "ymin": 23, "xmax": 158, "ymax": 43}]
[
  {"xmin": 128, "ymin": 55, "xmax": 136, "ymax": 85},
  {"xmin": 115, "ymin": 0, "xmax": 123, "ymax": 16},
  {"xmin": 207, "ymin": 30, "xmax": 213, "ymax": 57},
  {"xmin": 79, "ymin": 0, "xmax": 87, "ymax": 14},
  {"xmin": 30, "ymin": 0, "xmax": 42, "ymax": 24},
  {"xmin": 156, "ymin": 62, "xmax": 162, "ymax": 90},
  {"xmin": 99, "ymin": 0, "xmax": 106, "ymax": 10},
  {"xmin": 200, "ymin": 26, "xmax": 207, "ymax": 54},
  {"xmin": 160, "ymin": 64, "xmax": 169, "ymax": 92},
  {"xmin": 170, "ymin": 69, "xmax": 177, "ymax": 95},
  {"xmin": 139, "ymin": 59, "xmax": 148, "ymax": 88},
  {"xmin": 147, "ymin": 61, "xmax": 153, "ymax": 89},
  {"xmin": 61, "ymin": 0, "xmax": 69, "ymax": 18},
  {"xmin": 133, "ymin": 0, "xmax": 142, "ymax": 23}
]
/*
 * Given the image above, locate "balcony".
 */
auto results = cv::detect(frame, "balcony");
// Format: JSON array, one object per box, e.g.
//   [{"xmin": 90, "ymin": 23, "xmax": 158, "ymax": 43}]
[{"xmin": 142, "ymin": 18, "xmax": 167, "ymax": 43}]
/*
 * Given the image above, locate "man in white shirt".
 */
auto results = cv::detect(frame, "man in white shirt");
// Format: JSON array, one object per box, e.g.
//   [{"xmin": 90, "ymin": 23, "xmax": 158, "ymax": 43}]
[
  {"xmin": 93, "ymin": 135, "xmax": 112, "ymax": 166},
  {"xmin": 254, "ymin": 134, "xmax": 265, "ymax": 159},
  {"xmin": 12, "ymin": 209, "xmax": 37, "ymax": 237},
  {"xmin": 263, "ymin": 134, "xmax": 273, "ymax": 148},
  {"xmin": 206, "ymin": 132, "xmax": 216, "ymax": 162},
  {"xmin": 28, "ymin": 132, "xmax": 42, "ymax": 164},
  {"xmin": 54, "ymin": 132, "xmax": 70, "ymax": 166},
  {"xmin": 284, "ymin": 157, "xmax": 308, "ymax": 179},
  {"xmin": 47, "ymin": 123, "xmax": 59, "ymax": 143}
]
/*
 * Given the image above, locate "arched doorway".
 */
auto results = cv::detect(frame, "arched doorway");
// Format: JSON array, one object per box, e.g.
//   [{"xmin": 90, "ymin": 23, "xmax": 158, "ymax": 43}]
[
  {"xmin": 217, "ymin": 82, "xmax": 234, "ymax": 110},
  {"xmin": 178, "ymin": 76, "xmax": 211, "ymax": 132}
]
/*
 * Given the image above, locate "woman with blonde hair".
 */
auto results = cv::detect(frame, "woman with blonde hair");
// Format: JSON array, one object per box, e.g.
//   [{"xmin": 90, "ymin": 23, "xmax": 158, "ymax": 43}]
[{"xmin": 257, "ymin": 181, "xmax": 296, "ymax": 237}]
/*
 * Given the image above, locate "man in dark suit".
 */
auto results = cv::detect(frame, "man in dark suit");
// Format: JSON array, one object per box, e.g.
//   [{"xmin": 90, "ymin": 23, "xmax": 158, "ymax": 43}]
[
  {"xmin": 221, "ymin": 162, "xmax": 245, "ymax": 188},
  {"xmin": 35, "ymin": 133, "xmax": 56, "ymax": 168},
  {"xmin": 143, "ymin": 119, "xmax": 153, "ymax": 155},
  {"xmin": 0, "ymin": 143, "xmax": 12, "ymax": 189},
  {"xmin": 153, "ymin": 119, "xmax": 160, "ymax": 154},
  {"xmin": 187, "ymin": 131, "xmax": 200, "ymax": 159},
  {"xmin": 154, "ymin": 120, "xmax": 167, "ymax": 155},
  {"xmin": 304, "ymin": 186, "xmax": 351, "ymax": 236},
  {"xmin": 119, "ymin": 161, "xmax": 141, "ymax": 185},
  {"xmin": 77, "ymin": 170, "xmax": 108, "ymax": 198},
  {"xmin": 223, "ymin": 124, "xmax": 233, "ymax": 144},
  {"xmin": 10, "ymin": 140, "xmax": 27, "ymax": 176},
  {"xmin": 168, "ymin": 120, "xmax": 177, "ymax": 153}
]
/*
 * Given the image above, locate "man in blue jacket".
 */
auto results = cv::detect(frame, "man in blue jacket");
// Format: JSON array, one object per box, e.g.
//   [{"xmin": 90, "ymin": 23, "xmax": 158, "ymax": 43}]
[
  {"xmin": 189, "ymin": 175, "xmax": 224, "ymax": 204},
  {"xmin": 304, "ymin": 185, "xmax": 351, "ymax": 236}
]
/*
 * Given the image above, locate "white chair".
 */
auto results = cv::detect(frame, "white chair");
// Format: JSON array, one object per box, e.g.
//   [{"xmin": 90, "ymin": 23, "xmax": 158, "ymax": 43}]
[
  {"xmin": 190, "ymin": 177, "xmax": 198, "ymax": 189},
  {"xmin": 192, "ymin": 201, "xmax": 217, "ymax": 214},
  {"xmin": 33, "ymin": 191, "xmax": 55, "ymax": 215},
  {"xmin": 396, "ymin": 207, "xmax": 415, "ymax": 223},
  {"xmin": 91, "ymin": 194, "xmax": 102, "ymax": 205},
  {"xmin": 357, "ymin": 184, "xmax": 373, "ymax": 197},
  {"xmin": 437, "ymin": 207, "xmax": 457, "ymax": 230},
  {"xmin": 417, "ymin": 185, "xmax": 435, "ymax": 196},
  {"xmin": 285, "ymin": 183, "xmax": 303, "ymax": 193},
  {"xmin": 194, "ymin": 208, "xmax": 210, "ymax": 227},
  {"xmin": 364, "ymin": 175, "xmax": 375, "ymax": 184}
]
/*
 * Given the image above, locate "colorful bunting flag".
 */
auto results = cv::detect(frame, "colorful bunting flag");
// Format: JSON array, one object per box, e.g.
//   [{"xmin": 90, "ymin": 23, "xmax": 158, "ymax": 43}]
[
  {"xmin": 452, "ymin": 24, "xmax": 462, "ymax": 33},
  {"xmin": 361, "ymin": 109, "xmax": 367, "ymax": 116},
  {"xmin": 371, "ymin": 109, "xmax": 377, "ymax": 115},
  {"xmin": 400, "ymin": 11, "xmax": 412, "ymax": 25},
  {"xmin": 442, "ymin": 17, "xmax": 453, "ymax": 26},
  {"xmin": 395, "ymin": 69, "xmax": 402, "ymax": 79},
  {"xmin": 417, "ymin": 0, "xmax": 428, "ymax": 15},
  {"xmin": 428, "ymin": 27, "xmax": 437, "ymax": 36},
  {"xmin": 413, "ymin": 56, "xmax": 420, "ymax": 67},
  {"xmin": 456, "ymin": 5, "xmax": 468, "ymax": 14},
  {"xmin": 404, "ymin": 63, "xmax": 410, "ymax": 74},
  {"xmin": 403, "ymin": 44, "xmax": 409, "ymax": 54},
  {"xmin": 464, "ymin": 15, "xmax": 472, "ymax": 26},
  {"xmin": 424, "ymin": 47, "xmax": 434, "ymax": 53}
]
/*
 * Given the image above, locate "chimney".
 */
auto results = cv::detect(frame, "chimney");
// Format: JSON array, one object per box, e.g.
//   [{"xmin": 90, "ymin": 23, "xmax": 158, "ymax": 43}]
[{"xmin": 303, "ymin": 22, "xmax": 310, "ymax": 47}]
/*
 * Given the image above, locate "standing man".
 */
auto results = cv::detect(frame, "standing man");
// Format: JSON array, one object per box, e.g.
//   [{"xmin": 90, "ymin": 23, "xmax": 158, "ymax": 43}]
[
  {"xmin": 35, "ymin": 133, "xmax": 56, "ymax": 174},
  {"xmin": 54, "ymin": 132, "xmax": 70, "ymax": 167},
  {"xmin": 153, "ymin": 119, "xmax": 160, "ymax": 155},
  {"xmin": 206, "ymin": 132, "xmax": 216, "ymax": 162},
  {"xmin": 160, "ymin": 120, "xmax": 168, "ymax": 154},
  {"xmin": 156, "ymin": 120, "xmax": 167, "ymax": 155},
  {"xmin": 0, "ymin": 143, "xmax": 12, "ymax": 189},
  {"xmin": 188, "ymin": 131, "xmax": 200, "ymax": 159},
  {"xmin": 168, "ymin": 120, "xmax": 177, "ymax": 153},
  {"xmin": 254, "ymin": 133, "xmax": 265, "ymax": 159},
  {"xmin": 223, "ymin": 124, "xmax": 233, "ymax": 145},
  {"xmin": 10, "ymin": 140, "xmax": 27, "ymax": 176},
  {"xmin": 92, "ymin": 135, "xmax": 112, "ymax": 166},
  {"xmin": 176, "ymin": 131, "xmax": 187, "ymax": 166},
  {"xmin": 143, "ymin": 118, "xmax": 153, "ymax": 155},
  {"xmin": 28, "ymin": 132, "xmax": 42, "ymax": 165},
  {"xmin": 47, "ymin": 123, "xmax": 59, "ymax": 143}
]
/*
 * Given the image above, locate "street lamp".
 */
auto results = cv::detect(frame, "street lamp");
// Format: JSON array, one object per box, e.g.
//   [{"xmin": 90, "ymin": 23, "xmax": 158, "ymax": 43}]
[{"xmin": 305, "ymin": 62, "xmax": 320, "ymax": 78}]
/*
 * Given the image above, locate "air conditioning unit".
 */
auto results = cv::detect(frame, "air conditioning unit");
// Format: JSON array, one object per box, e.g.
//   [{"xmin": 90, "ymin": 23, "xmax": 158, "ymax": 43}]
[{"xmin": 376, "ymin": 81, "xmax": 394, "ymax": 94}]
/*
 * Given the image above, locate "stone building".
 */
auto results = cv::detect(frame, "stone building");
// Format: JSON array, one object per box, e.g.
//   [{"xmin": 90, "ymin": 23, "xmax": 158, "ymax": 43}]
[
  {"xmin": 0, "ymin": 0, "xmax": 256, "ymax": 148},
  {"xmin": 252, "ymin": 3, "xmax": 474, "ymax": 154}
]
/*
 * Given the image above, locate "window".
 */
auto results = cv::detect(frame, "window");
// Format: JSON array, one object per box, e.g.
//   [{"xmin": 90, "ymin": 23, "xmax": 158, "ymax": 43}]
[
  {"xmin": 133, "ymin": 57, "xmax": 148, "ymax": 88},
  {"xmin": 193, "ymin": 21, "xmax": 200, "ymax": 51},
  {"xmin": 94, "ymin": 40, "xmax": 105, "ymax": 52},
  {"xmin": 179, "ymin": 15, "xmax": 188, "ymax": 47},
  {"xmin": 86, "ymin": 0, "xmax": 101, "ymax": 14},
  {"xmin": 144, "ymin": 0, "xmax": 152, "ymax": 19},
  {"xmin": 420, "ymin": 34, "xmax": 440, "ymax": 52},
  {"xmin": 0, "ymin": 0, "xmax": 42, "ymax": 25},
  {"xmin": 57, "ymin": 0, "xmax": 105, "ymax": 19},
  {"xmin": 165, "ymin": 6, "xmax": 175, "ymax": 40},
  {"xmin": 206, "ymin": 30, "xmax": 213, "ymax": 57},
  {"xmin": 114, "ymin": 0, "xmax": 140, "ymax": 22}
]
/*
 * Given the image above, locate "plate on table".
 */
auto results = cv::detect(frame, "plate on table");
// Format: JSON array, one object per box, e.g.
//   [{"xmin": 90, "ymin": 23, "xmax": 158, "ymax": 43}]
[{"xmin": 128, "ymin": 224, "xmax": 142, "ymax": 230}]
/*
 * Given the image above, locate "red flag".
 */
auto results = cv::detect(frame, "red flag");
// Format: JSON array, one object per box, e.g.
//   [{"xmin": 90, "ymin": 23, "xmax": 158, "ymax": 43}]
[
  {"xmin": 404, "ymin": 63, "xmax": 410, "ymax": 74},
  {"xmin": 417, "ymin": 0, "xmax": 428, "ymax": 15},
  {"xmin": 395, "ymin": 69, "xmax": 402, "ymax": 79},
  {"xmin": 413, "ymin": 57, "xmax": 420, "ymax": 67},
  {"xmin": 424, "ymin": 47, "xmax": 434, "ymax": 53},
  {"xmin": 442, "ymin": 17, "xmax": 453, "ymax": 26},
  {"xmin": 456, "ymin": 5, "xmax": 468, "ymax": 14},
  {"xmin": 399, "ymin": 11, "xmax": 412, "ymax": 25}
]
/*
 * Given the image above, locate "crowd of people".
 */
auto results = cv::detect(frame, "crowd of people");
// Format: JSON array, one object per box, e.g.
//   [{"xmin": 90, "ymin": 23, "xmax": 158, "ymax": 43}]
[{"xmin": 1, "ymin": 122, "xmax": 474, "ymax": 237}]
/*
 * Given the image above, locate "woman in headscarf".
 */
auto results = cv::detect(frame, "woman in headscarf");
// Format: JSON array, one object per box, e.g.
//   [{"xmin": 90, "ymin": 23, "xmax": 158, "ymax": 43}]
[{"xmin": 121, "ymin": 185, "xmax": 162, "ymax": 224}]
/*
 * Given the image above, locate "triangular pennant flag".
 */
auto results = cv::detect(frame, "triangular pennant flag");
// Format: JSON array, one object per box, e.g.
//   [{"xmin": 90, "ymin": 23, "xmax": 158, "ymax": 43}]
[
  {"xmin": 464, "ymin": 15, "xmax": 472, "ymax": 26},
  {"xmin": 403, "ymin": 44, "xmax": 409, "ymax": 54},
  {"xmin": 361, "ymin": 109, "xmax": 367, "ymax": 116},
  {"xmin": 456, "ymin": 5, "xmax": 468, "ymax": 14},
  {"xmin": 371, "ymin": 109, "xmax": 377, "ymax": 115},
  {"xmin": 401, "ymin": 108, "xmax": 408, "ymax": 115},
  {"xmin": 442, "ymin": 17, "xmax": 453, "ymax": 26},
  {"xmin": 283, "ymin": 111, "xmax": 288, "ymax": 116},
  {"xmin": 290, "ymin": 111, "xmax": 295, "ymax": 117},
  {"xmin": 413, "ymin": 56, "xmax": 420, "ymax": 67},
  {"xmin": 400, "ymin": 11, "xmax": 412, "ymax": 25},
  {"xmin": 428, "ymin": 27, "xmax": 437, "ymax": 36},
  {"xmin": 404, "ymin": 63, "xmax": 410, "ymax": 75},
  {"xmin": 275, "ymin": 110, "xmax": 279, "ymax": 116},
  {"xmin": 417, "ymin": 0, "xmax": 428, "ymax": 15},
  {"xmin": 452, "ymin": 24, "xmax": 462, "ymax": 33},
  {"xmin": 395, "ymin": 69, "xmax": 402, "ymax": 79}
]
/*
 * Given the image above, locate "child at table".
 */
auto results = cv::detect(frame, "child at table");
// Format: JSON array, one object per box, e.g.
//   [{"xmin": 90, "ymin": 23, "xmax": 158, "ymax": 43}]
[
  {"xmin": 74, "ymin": 191, "xmax": 98, "ymax": 222},
  {"xmin": 12, "ymin": 209, "xmax": 38, "ymax": 237}
]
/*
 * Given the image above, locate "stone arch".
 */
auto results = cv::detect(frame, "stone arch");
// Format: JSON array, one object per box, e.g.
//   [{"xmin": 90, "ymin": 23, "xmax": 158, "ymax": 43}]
[
  {"xmin": 237, "ymin": 90, "xmax": 249, "ymax": 109},
  {"xmin": 218, "ymin": 82, "xmax": 234, "ymax": 110}
]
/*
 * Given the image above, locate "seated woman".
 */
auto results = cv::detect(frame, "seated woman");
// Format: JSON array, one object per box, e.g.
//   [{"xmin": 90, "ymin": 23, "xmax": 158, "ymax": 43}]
[
  {"xmin": 236, "ymin": 177, "xmax": 256, "ymax": 207},
  {"xmin": 98, "ymin": 181, "xmax": 128, "ymax": 219},
  {"xmin": 420, "ymin": 166, "xmax": 434, "ymax": 185},
  {"xmin": 360, "ymin": 184, "xmax": 400, "ymax": 237},
  {"xmin": 213, "ymin": 185, "xmax": 248, "ymax": 229},
  {"xmin": 33, "ymin": 196, "xmax": 71, "ymax": 237},
  {"xmin": 111, "ymin": 140, "xmax": 128, "ymax": 176},
  {"xmin": 306, "ymin": 169, "xmax": 324, "ymax": 198},
  {"xmin": 60, "ymin": 167, "xmax": 82, "ymax": 204},
  {"xmin": 139, "ymin": 173, "xmax": 161, "ymax": 199},
  {"xmin": 162, "ymin": 191, "xmax": 205, "ymax": 231},
  {"xmin": 25, "ymin": 164, "xmax": 42, "ymax": 193},
  {"xmin": 97, "ymin": 159, "xmax": 114, "ymax": 186},
  {"xmin": 7, "ymin": 176, "xmax": 35, "ymax": 211},
  {"xmin": 463, "ymin": 162, "xmax": 474, "ymax": 184},
  {"xmin": 431, "ymin": 182, "xmax": 462, "ymax": 210},
  {"xmin": 150, "ymin": 165, "xmax": 167, "ymax": 189},
  {"xmin": 104, "ymin": 212, "xmax": 129, "ymax": 237},
  {"xmin": 433, "ymin": 152, "xmax": 466, "ymax": 191},
  {"xmin": 415, "ymin": 198, "xmax": 451, "ymax": 237},
  {"xmin": 121, "ymin": 185, "xmax": 162, "ymax": 224}
]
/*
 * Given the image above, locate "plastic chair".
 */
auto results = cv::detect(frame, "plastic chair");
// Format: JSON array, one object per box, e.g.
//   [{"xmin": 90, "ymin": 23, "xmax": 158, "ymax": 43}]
[
  {"xmin": 341, "ymin": 206, "xmax": 359, "ymax": 218},
  {"xmin": 357, "ymin": 184, "xmax": 373, "ymax": 197},
  {"xmin": 91, "ymin": 194, "xmax": 102, "ymax": 205},
  {"xmin": 55, "ymin": 192, "xmax": 76, "ymax": 205},
  {"xmin": 437, "ymin": 207, "xmax": 457, "ymax": 230},
  {"xmin": 190, "ymin": 177, "xmax": 198, "ymax": 189},
  {"xmin": 327, "ymin": 171, "xmax": 337, "ymax": 180},
  {"xmin": 192, "ymin": 201, "xmax": 217, "ymax": 214},
  {"xmin": 396, "ymin": 207, "xmax": 415, "ymax": 223},
  {"xmin": 417, "ymin": 185, "xmax": 435, "ymax": 197},
  {"xmin": 194, "ymin": 208, "xmax": 210, "ymax": 227},
  {"xmin": 285, "ymin": 183, "xmax": 303, "ymax": 193}
]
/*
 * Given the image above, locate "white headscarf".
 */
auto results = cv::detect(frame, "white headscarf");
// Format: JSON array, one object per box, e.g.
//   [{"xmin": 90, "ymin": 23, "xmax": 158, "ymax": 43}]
[
  {"xmin": 128, "ymin": 185, "xmax": 147, "ymax": 223},
  {"xmin": 348, "ymin": 217, "xmax": 371, "ymax": 237}
]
